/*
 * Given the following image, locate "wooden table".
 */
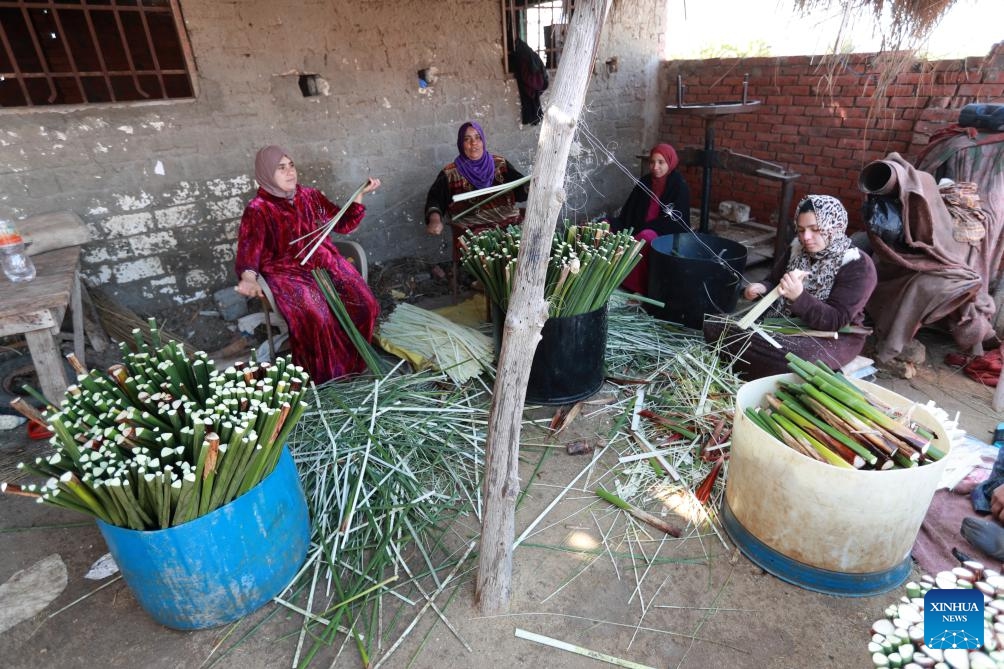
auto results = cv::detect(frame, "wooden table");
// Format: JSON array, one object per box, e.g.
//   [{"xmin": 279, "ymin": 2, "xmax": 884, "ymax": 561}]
[{"xmin": 0, "ymin": 246, "xmax": 84, "ymax": 405}]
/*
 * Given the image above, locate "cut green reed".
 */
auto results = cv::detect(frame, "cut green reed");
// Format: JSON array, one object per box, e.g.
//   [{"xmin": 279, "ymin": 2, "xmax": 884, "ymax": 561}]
[
  {"xmin": 3, "ymin": 319, "xmax": 311, "ymax": 530},
  {"xmin": 458, "ymin": 220, "xmax": 643, "ymax": 317},
  {"xmin": 312, "ymin": 268, "xmax": 385, "ymax": 376},
  {"xmin": 744, "ymin": 353, "xmax": 943, "ymax": 470},
  {"xmin": 281, "ymin": 370, "xmax": 490, "ymax": 667}
]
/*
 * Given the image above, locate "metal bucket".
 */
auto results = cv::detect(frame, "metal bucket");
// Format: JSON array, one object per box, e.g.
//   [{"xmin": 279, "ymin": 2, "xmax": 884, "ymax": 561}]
[
  {"xmin": 493, "ymin": 305, "xmax": 608, "ymax": 406},
  {"xmin": 645, "ymin": 233, "xmax": 747, "ymax": 328},
  {"xmin": 97, "ymin": 447, "xmax": 310, "ymax": 629},
  {"xmin": 723, "ymin": 374, "xmax": 951, "ymax": 596}
]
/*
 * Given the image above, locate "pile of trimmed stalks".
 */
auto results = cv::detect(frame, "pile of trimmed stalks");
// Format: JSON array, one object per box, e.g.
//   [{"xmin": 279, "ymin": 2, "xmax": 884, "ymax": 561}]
[
  {"xmin": 2, "ymin": 321, "xmax": 309, "ymax": 530},
  {"xmin": 377, "ymin": 302, "xmax": 493, "ymax": 385},
  {"xmin": 870, "ymin": 561, "xmax": 1004, "ymax": 668},
  {"xmin": 458, "ymin": 220, "xmax": 643, "ymax": 317},
  {"xmin": 279, "ymin": 369, "xmax": 491, "ymax": 667},
  {"xmin": 744, "ymin": 353, "xmax": 945, "ymax": 470}
]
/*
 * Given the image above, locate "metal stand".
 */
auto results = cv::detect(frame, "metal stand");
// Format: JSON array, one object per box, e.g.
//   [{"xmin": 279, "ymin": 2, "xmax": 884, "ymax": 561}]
[{"xmin": 663, "ymin": 74, "xmax": 801, "ymax": 256}]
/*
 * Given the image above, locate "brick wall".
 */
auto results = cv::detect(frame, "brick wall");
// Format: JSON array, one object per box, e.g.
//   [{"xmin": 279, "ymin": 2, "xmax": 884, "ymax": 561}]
[
  {"xmin": 658, "ymin": 42, "xmax": 1004, "ymax": 232},
  {"xmin": 0, "ymin": 0, "xmax": 665, "ymax": 311}
]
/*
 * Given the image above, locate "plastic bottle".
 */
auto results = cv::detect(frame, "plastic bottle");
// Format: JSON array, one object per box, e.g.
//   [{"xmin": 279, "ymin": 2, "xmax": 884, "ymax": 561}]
[{"xmin": 0, "ymin": 219, "xmax": 36, "ymax": 283}]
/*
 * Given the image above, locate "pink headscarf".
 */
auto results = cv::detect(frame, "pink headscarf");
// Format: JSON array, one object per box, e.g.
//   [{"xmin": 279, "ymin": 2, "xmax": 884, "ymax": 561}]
[
  {"xmin": 646, "ymin": 143, "xmax": 680, "ymax": 223},
  {"xmin": 650, "ymin": 143, "xmax": 679, "ymax": 173},
  {"xmin": 254, "ymin": 145, "xmax": 296, "ymax": 199}
]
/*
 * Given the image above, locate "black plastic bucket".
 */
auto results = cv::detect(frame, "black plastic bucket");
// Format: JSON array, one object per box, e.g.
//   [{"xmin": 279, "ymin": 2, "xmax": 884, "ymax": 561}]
[
  {"xmin": 493, "ymin": 305, "xmax": 607, "ymax": 405},
  {"xmin": 646, "ymin": 233, "xmax": 748, "ymax": 328}
]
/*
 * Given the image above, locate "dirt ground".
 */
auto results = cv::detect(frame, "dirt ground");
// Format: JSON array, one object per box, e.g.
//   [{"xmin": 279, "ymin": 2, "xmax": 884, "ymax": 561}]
[{"xmin": 1, "ymin": 263, "xmax": 1002, "ymax": 669}]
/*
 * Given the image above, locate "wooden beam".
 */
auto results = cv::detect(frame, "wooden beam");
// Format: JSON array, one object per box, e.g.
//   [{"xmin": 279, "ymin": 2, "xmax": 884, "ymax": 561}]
[{"xmin": 475, "ymin": 0, "xmax": 613, "ymax": 615}]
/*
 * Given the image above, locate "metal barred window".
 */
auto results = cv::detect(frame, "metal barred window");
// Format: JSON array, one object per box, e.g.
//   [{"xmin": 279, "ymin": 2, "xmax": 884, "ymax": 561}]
[
  {"xmin": 502, "ymin": 0, "xmax": 574, "ymax": 72},
  {"xmin": 0, "ymin": 0, "xmax": 195, "ymax": 108}
]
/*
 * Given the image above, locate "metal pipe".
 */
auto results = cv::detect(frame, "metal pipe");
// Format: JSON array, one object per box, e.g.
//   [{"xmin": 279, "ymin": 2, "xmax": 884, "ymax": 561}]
[
  {"xmin": 742, "ymin": 74, "xmax": 749, "ymax": 105},
  {"xmin": 700, "ymin": 120, "xmax": 715, "ymax": 233},
  {"xmin": 677, "ymin": 74, "xmax": 684, "ymax": 107}
]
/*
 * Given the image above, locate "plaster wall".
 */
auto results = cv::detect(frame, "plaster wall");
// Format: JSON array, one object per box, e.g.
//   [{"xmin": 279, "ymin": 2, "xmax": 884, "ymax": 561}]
[{"xmin": 0, "ymin": 0, "xmax": 664, "ymax": 311}]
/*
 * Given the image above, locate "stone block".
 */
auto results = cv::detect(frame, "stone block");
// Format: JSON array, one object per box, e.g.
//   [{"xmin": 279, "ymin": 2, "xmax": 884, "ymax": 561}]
[{"xmin": 213, "ymin": 286, "xmax": 248, "ymax": 321}]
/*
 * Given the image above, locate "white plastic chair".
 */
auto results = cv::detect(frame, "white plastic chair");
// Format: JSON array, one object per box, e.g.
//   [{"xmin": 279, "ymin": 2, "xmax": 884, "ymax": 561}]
[{"xmin": 237, "ymin": 241, "xmax": 368, "ymax": 363}]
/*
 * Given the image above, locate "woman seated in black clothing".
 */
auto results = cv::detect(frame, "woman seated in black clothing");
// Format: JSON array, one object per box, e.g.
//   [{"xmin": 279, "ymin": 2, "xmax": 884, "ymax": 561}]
[{"xmin": 610, "ymin": 143, "xmax": 692, "ymax": 294}]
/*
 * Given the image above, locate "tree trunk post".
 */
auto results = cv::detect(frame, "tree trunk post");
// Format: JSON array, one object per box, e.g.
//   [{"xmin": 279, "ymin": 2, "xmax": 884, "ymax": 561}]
[{"xmin": 476, "ymin": 0, "xmax": 613, "ymax": 615}]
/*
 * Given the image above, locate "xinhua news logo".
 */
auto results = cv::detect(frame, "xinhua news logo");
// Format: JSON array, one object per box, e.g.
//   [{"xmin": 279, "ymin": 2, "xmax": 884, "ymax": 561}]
[{"xmin": 924, "ymin": 589, "xmax": 984, "ymax": 650}]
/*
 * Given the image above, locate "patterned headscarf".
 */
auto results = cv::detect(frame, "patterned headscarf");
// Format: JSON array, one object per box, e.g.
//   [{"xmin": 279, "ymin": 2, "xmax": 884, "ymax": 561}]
[
  {"xmin": 255, "ymin": 145, "xmax": 296, "ymax": 199},
  {"xmin": 783, "ymin": 194, "xmax": 854, "ymax": 307},
  {"xmin": 454, "ymin": 121, "xmax": 496, "ymax": 190}
]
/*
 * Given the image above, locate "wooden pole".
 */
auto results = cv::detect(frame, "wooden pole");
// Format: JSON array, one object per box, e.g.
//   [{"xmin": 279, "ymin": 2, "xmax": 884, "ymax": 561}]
[
  {"xmin": 475, "ymin": 0, "xmax": 613, "ymax": 614},
  {"xmin": 993, "ymin": 343, "xmax": 1004, "ymax": 412}
]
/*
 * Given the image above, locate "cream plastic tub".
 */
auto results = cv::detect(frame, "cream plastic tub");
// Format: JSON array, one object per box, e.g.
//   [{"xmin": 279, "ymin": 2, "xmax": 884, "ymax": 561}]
[{"xmin": 723, "ymin": 373, "xmax": 952, "ymax": 596}]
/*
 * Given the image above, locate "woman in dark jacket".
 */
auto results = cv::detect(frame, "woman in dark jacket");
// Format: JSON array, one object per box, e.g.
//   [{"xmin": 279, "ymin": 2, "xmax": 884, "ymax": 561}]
[{"xmin": 611, "ymin": 143, "xmax": 691, "ymax": 294}]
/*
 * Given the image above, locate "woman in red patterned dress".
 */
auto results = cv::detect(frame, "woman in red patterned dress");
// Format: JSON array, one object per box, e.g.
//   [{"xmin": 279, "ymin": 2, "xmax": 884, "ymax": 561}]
[{"xmin": 235, "ymin": 145, "xmax": 381, "ymax": 383}]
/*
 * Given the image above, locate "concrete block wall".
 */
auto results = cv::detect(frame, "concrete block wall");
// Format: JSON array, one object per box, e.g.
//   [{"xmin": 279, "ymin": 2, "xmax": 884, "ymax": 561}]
[
  {"xmin": 658, "ymin": 42, "xmax": 1004, "ymax": 231},
  {"xmin": 0, "ymin": 0, "xmax": 664, "ymax": 312}
]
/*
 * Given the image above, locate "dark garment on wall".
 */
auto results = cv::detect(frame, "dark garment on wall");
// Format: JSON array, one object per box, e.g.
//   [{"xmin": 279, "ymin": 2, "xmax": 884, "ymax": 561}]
[
  {"xmin": 612, "ymin": 172, "xmax": 691, "ymax": 237},
  {"xmin": 510, "ymin": 39, "xmax": 548, "ymax": 125}
]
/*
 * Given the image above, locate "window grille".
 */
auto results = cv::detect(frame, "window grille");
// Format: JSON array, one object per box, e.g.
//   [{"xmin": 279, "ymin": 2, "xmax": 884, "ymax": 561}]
[
  {"xmin": 0, "ymin": 0, "xmax": 195, "ymax": 108},
  {"xmin": 502, "ymin": 0, "xmax": 574, "ymax": 72}
]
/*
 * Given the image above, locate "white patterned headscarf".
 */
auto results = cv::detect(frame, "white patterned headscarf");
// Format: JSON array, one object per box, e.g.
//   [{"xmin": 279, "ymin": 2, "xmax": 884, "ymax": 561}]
[{"xmin": 782, "ymin": 195, "xmax": 854, "ymax": 310}]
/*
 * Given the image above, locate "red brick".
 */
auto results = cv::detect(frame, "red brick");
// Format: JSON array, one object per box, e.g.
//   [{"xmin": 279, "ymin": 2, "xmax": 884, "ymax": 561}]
[
  {"xmin": 825, "ymin": 127, "xmax": 864, "ymax": 139},
  {"xmin": 917, "ymin": 83, "xmax": 960, "ymax": 97},
  {"xmin": 895, "ymin": 72, "xmax": 931, "ymax": 85},
  {"xmin": 882, "ymin": 84, "xmax": 918, "ymax": 97},
  {"xmin": 798, "ymin": 125, "xmax": 832, "ymax": 137},
  {"xmin": 918, "ymin": 108, "xmax": 959, "ymax": 122},
  {"xmin": 801, "ymin": 106, "xmax": 833, "ymax": 117},
  {"xmin": 838, "ymin": 105, "xmax": 867, "ymax": 119},
  {"xmin": 838, "ymin": 138, "xmax": 868, "ymax": 150},
  {"xmin": 787, "ymin": 112, "xmax": 835, "ymax": 125},
  {"xmin": 889, "ymin": 96, "xmax": 929, "ymax": 108},
  {"xmin": 816, "ymin": 166, "xmax": 852, "ymax": 179},
  {"xmin": 764, "ymin": 95, "xmax": 794, "ymax": 107},
  {"xmin": 837, "ymin": 117, "xmax": 870, "ymax": 130},
  {"xmin": 981, "ymin": 71, "xmax": 1004, "ymax": 85},
  {"xmin": 802, "ymin": 154, "xmax": 833, "ymax": 167},
  {"xmin": 770, "ymin": 75, "xmax": 802, "ymax": 87},
  {"xmin": 931, "ymin": 59, "xmax": 965, "ymax": 72},
  {"xmin": 957, "ymin": 83, "xmax": 989, "ymax": 96},
  {"xmin": 832, "ymin": 158, "xmax": 862, "ymax": 170},
  {"xmin": 878, "ymin": 118, "xmax": 915, "ymax": 132}
]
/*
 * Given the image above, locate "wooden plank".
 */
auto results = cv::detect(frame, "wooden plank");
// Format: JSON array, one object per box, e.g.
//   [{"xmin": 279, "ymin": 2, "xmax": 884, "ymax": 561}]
[
  {"xmin": 0, "ymin": 309, "xmax": 58, "ymax": 337},
  {"xmin": 79, "ymin": 282, "xmax": 110, "ymax": 353},
  {"xmin": 0, "ymin": 246, "xmax": 79, "ymax": 319},
  {"xmin": 24, "ymin": 328, "xmax": 68, "ymax": 406},
  {"xmin": 71, "ymin": 271, "xmax": 85, "ymax": 366}
]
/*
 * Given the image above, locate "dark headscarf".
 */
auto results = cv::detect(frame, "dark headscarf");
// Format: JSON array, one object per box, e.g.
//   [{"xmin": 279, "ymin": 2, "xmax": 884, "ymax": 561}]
[
  {"xmin": 646, "ymin": 143, "xmax": 681, "ymax": 223},
  {"xmin": 255, "ymin": 145, "xmax": 296, "ymax": 199},
  {"xmin": 454, "ymin": 122, "xmax": 496, "ymax": 190}
]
